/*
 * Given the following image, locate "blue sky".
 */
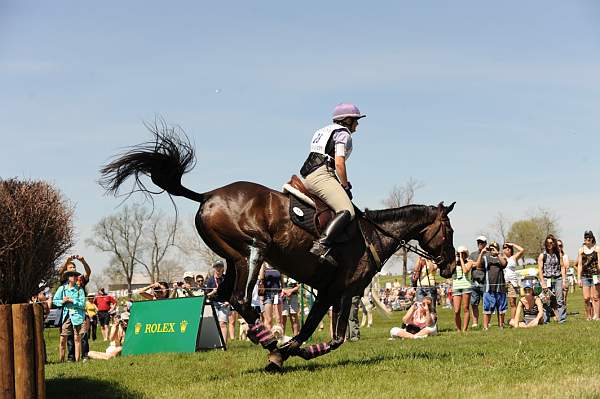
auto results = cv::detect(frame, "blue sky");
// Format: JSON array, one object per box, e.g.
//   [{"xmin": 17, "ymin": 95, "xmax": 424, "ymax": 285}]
[{"xmin": 1, "ymin": 1, "xmax": 599, "ymax": 275}]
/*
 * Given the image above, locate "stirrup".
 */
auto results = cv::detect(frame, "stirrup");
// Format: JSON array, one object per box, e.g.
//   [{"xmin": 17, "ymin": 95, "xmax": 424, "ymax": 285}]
[{"xmin": 319, "ymin": 248, "xmax": 338, "ymax": 267}]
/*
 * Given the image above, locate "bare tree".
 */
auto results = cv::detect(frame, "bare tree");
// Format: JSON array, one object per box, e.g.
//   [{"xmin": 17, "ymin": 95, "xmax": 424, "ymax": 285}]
[
  {"xmin": 479, "ymin": 212, "xmax": 510, "ymax": 244},
  {"xmin": 159, "ymin": 259, "xmax": 186, "ymax": 283},
  {"xmin": 383, "ymin": 178, "xmax": 423, "ymax": 285},
  {"xmin": 176, "ymin": 218, "xmax": 221, "ymax": 274},
  {"xmin": 0, "ymin": 179, "xmax": 74, "ymax": 304},
  {"xmin": 86, "ymin": 204, "xmax": 149, "ymax": 295},
  {"xmin": 134, "ymin": 211, "xmax": 177, "ymax": 282}
]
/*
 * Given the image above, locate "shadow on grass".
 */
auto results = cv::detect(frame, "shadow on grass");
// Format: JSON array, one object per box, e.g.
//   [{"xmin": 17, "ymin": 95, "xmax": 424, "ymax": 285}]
[
  {"xmin": 47, "ymin": 377, "xmax": 145, "ymax": 399},
  {"xmin": 240, "ymin": 351, "xmax": 452, "ymax": 375}
]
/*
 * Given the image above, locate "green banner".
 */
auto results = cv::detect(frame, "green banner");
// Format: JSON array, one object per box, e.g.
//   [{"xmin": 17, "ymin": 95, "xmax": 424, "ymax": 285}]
[{"xmin": 123, "ymin": 296, "xmax": 219, "ymax": 356}]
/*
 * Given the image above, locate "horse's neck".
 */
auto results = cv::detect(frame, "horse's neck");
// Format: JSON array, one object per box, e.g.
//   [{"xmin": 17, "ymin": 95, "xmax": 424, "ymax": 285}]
[{"xmin": 368, "ymin": 214, "xmax": 434, "ymax": 263}]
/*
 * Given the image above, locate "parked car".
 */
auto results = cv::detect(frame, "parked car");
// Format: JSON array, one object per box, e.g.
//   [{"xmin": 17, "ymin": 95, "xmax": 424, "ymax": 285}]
[{"xmin": 44, "ymin": 308, "xmax": 61, "ymax": 327}]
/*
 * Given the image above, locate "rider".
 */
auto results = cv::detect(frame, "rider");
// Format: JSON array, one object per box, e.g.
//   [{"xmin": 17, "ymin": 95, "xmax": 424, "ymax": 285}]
[{"xmin": 300, "ymin": 103, "xmax": 365, "ymax": 266}]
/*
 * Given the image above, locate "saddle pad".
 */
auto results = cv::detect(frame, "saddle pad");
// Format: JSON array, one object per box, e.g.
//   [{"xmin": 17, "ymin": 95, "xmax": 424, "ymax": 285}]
[{"xmin": 289, "ymin": 195, "xmax": 318, "ymax": 236}]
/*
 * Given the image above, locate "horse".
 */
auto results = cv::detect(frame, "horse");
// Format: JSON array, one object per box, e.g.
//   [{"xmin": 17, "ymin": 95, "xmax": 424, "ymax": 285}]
[{"xmin": 100, "ymin": 125, "xmax": 457, "ymax": 371}]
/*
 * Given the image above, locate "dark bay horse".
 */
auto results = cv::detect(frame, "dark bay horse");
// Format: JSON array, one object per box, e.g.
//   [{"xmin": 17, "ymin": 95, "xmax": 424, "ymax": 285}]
[{"xmin": 100, "ymin": 127, "xmax": 457, "ymax": 371}]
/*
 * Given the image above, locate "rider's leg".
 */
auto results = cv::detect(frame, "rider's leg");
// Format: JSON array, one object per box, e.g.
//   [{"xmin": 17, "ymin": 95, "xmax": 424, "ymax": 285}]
[
  {"xmin": 310, "ymin": 211, "xmax": 352, "ymax": 265},
  {"xmin": 304, "ymin": 166, "xmax": 355, "ymax": 266}
]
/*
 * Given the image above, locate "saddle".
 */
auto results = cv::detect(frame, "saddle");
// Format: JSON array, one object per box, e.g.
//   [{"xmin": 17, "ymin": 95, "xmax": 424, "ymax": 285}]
[{"xmin": 283, "ymin": 175, "xmax": 353, "ymax": 239}]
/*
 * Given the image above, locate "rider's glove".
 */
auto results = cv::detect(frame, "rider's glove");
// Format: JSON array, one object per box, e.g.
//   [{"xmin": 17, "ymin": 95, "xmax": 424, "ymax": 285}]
[{"xmin": 343, "ymin": 182, "xmax": 353, "ymax": 200}]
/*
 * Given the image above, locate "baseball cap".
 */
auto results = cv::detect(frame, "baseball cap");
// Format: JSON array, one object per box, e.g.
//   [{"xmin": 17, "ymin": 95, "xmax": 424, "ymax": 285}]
[
  {"xmin": 212, "ymin": 260, "xmax": 225, "ymax": 268},
  {"xmin": 456, "ymin": 245, "xmax": 469, "ymax": 254},
  {"xmin": 183, "ymin": 271, "xmax": 195, "ymax": 279},
  {"xmin": 522, "ymin": 279, "xmax": 533, "ymax": 289},
  {"xmin": 476, "ymin": 235, "xmax": 488, "ymax": 243}
]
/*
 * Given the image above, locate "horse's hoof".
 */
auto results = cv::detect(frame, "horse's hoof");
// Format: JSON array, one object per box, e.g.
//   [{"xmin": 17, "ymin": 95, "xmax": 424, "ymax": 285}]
[{"xmin": 265, "ymin": 352, "xmax": 283, "ymax": 373}]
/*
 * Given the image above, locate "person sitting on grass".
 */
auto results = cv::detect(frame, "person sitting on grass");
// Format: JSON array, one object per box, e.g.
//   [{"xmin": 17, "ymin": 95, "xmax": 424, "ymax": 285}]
[
  {"xmin": 87, "ymin": 312, "xmax": 128, "ymax": 360},
  {"xmin": 389, "ymin": 297, "xmax": 437, "ymax": 339},
  {"xmin": 509, "ymin": 279, "xmax": 544, "ymax": 328}
]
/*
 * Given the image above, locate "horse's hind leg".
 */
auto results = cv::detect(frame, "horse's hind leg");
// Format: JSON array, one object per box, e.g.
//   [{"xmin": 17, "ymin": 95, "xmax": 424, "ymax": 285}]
[{"xmin": 228, "ymin": 243, "xmax": 285, "ymax": 371}]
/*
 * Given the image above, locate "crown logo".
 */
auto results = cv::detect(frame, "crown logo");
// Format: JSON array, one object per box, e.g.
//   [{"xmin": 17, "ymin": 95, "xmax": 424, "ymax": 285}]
[
  {"xmin": 180, "ymin": 320, "xmax": 188, "ymax": 333},
  {"xmin": 134, "ymin": 322, "xmax": 142, "ymax": 335}
]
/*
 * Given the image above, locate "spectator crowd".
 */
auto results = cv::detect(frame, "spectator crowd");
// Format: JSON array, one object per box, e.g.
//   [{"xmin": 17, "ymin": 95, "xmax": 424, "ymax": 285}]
[{"xmin": 32, "ymin": 229, "xmax": 599, "ymax": 361}]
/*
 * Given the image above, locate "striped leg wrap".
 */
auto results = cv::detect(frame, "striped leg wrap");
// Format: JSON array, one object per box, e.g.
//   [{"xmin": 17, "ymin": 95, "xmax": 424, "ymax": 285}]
[
  {"xmin": 248, "ymin": 323, "xmax": 277, "ymax": 347},
  {"xmin": 304, "ymin": 343, "xmax": 331, "ymax": 359}
]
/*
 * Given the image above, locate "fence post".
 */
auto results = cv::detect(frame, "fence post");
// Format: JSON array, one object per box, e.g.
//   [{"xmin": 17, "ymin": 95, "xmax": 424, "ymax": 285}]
[
  {"xmin": 0, "ymin": 304, "xmax": 15, "ymax": 399},
  {"xmin": 12, "ymin": 304, "xmax": 35, "ymax": 399},
  {"xmin": 32, "ymin": 304, "xmax": 45, "ymax": 399}
]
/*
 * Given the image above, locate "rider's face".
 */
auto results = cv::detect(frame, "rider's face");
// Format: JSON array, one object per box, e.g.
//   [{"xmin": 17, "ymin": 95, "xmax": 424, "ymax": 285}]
[{"xmin": 349, "ymin": 119, "xmax": 359, "ymax": 133}]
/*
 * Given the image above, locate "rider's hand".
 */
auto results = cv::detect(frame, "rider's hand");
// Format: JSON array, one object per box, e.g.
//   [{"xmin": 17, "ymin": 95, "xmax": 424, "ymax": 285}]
[{"xmin": 343, "ymin": 182, "xmax": 353, "ymax": 200}]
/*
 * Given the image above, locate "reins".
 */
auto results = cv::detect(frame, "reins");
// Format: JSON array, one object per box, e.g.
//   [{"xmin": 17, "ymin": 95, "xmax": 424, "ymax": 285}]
[{"xmin": 359, "ymin": 209, "xmax": 447, "ymax": 265}]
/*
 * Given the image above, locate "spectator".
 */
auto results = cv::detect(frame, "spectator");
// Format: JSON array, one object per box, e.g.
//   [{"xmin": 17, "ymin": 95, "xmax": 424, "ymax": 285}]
[
  {"xmin": 205, "ymin": 260, "xmax": 231, "ymax": 343},
  {"xmin": 137, "ymin": 282, "xmax": 171, "ymax": 300},
  {"xmin": 414, "ymin": 257, "xmax": 438, "ymax": 311},
  {"xmin": 59, "ymin": 255, "xmax": 92, "ymax": 361},
  {"xmin": 452, "ymin": 246, "xmax": 473, "ymax": 331},
  {"xmin": 509, "ymin": 279, "xmax": 544, "ymax": 328},
  {"xmin": 360, "ymin": 285, "xmax": 374, "ymax": 328},
  {"xmin": 389, "ymin": 297, "xmax": 437, "ymax": 339},
  {"xmin": 347, "ymin": 295, "xmax": 361, "ymax": 342},
  {"xmin": 281, "ymin": 275, "xmax": 300, "ymax": 336},
  {"xmin": 228, "ymin": 310, "xmax": 239, "ymax": 342},
  {"xmin": 94, "ymin": 287, "xmax": 117, "ymax": 341},
  {"xmin": 537, "ymin": 234, "xmax": 567, "ymax": 323},
  {"xmin": 503, "ymin": 242, "xmax": 525, "ymax": 321},
  {"xmin": 195, "ymin": 274, "xmax": 205, "ymax": 290},
  {"xmin": 576, "ymin": 231, "xmax": 600, "ymax": 320},
  {"xmin": 259, "ymin": 263, "xmax": 283, "ymax": 330},
  {"xmin": 85, "ymin": 294, "xmax": 98, "ymax": 342},
  {"xmin": 475, "ymin": 241, "xmax": 508, "ymax": 330},
  {"xmin": 182, "ymin": 271, "xmax": 203, "ymax": 297},
  {"xmin": 469, "ymin": 236, "xmax": 488, "ymax": 328},
  {"xmin": 53, "ymin": 270, "xmax": 86, "ymax": 362},
  {"xmin": 87, "ymin": 312, "xmax": 128, "ymax": 360}
]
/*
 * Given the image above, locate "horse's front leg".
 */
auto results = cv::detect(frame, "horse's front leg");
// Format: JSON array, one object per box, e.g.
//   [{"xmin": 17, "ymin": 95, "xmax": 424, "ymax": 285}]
[{"xmin": 282, "ymin": 293, "xmax": 353, "ymax": 361}]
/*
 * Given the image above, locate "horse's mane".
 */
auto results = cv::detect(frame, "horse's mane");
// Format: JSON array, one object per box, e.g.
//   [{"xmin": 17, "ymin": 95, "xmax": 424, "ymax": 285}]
[{"xmin": 364, "ymin": 204, "xmax": 435, "ymax": 223}]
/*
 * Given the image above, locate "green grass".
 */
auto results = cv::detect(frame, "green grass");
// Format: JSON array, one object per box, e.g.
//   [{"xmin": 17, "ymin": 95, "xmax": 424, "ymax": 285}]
[{"xmin": 45, "ymin": 289, "xmax": 600, "ymax": 399}]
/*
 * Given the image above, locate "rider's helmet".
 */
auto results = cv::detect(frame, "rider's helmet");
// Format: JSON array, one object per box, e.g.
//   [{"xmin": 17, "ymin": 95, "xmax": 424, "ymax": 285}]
[{"xmin": 332, "ymin": 103, "xmax": 366, "ymax": 121}]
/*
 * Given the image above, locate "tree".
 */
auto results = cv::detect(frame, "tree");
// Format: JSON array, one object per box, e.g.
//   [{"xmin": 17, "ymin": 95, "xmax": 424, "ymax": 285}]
[
  {"xmin": 86, "ymin": 204, "xmax": 149, "ymax": 295},
  {"xmin": 0, "ymin": 179, "xmax": 74, "ymax": 303},
  {"xmin": 176, "ymin": 219, "xmax": 221, "ymax": 274},
  {"xmin": 479, "ymin": 212, "xmax": 510, "ymax": 244},
  {"xmin": 383, "ymin": 178, "xmax": 423, "ymax": 285},
  {"xmin": 134, "ymin": 211, "xmax": 177, "ymax": 282},
  {"xmin": 506, "ymin": 208, "xmax": 559, "ymax": 260}
]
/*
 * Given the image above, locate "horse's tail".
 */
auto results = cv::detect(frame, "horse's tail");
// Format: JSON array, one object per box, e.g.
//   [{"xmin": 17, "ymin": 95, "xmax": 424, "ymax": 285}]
[{"xmin": 100, "ymin": 119, "xmax": 205, "ymax": 203}]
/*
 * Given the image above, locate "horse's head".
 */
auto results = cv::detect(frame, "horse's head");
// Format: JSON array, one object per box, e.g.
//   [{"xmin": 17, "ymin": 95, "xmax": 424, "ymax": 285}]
[{"xmin": 417, "ymin": 202, "xmax": 456, "ymax": 278}]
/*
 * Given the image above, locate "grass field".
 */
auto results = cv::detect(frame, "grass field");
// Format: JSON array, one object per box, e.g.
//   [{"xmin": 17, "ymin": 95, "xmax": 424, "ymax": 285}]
[{"xmin": 45, "ymin": 289, "xmax": 600, "ymax": 399}]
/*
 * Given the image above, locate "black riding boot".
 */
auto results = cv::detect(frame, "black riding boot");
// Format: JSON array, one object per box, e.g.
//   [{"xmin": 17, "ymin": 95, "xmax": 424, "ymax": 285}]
[{"xmin": 310, "ymin": 210, "xmax": 352, "ymax": 266}]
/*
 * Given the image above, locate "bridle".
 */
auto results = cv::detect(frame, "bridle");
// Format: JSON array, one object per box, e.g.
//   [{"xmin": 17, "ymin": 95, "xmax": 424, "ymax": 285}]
[{"xmin": 361, "ymin": 211, "xmax": 450, "ymax": 265}]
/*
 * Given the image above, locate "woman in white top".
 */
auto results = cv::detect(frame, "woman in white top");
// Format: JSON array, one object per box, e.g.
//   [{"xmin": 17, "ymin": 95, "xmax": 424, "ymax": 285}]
[{"xmin": 502, "ymin": 242, "xmax": 525, "ymax": 321}]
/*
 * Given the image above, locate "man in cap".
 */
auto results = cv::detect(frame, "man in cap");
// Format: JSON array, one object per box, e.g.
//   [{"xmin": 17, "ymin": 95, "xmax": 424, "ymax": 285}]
[
  {"xmin": 468, "ymin": 236, "xmax": 488, "ymax": 327},
  {"xmin": 300, "ymin": 103, "xmax": 366, "ymax": 267},
  {"xmin": 205, "ymin": 260, "xmax": 230, "ymax": 343}
]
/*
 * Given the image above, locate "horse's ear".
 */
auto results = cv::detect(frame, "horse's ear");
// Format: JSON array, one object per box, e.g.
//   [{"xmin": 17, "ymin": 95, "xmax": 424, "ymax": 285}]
[
  {"xmin": 445, "ymin": 202, "xmax": 456, "ymax": 214},
  {"xmin": 436, "ymin": 201, "xmax": 444, "ymax": 210}
]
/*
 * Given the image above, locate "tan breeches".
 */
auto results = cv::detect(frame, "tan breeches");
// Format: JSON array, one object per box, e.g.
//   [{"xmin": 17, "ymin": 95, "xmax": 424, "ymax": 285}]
[{"xmin": 303, "ymin": 165, "xmax": 355, "ymax": 219}]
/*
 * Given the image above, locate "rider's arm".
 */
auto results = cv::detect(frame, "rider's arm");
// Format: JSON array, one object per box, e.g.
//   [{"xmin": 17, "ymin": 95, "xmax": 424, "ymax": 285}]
[{"xmin": 335, "ymin": 156, "xmax": 349, "ymax": 188}]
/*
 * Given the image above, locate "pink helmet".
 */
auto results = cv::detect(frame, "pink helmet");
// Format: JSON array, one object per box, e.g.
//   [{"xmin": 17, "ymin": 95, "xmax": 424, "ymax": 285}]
[{"xmin": 332, "ymin": 103, "xmax": 366, "ymax": 121}]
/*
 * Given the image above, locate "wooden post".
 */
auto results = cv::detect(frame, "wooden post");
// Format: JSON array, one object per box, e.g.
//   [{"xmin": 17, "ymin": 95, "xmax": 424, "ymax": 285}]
[
  {"xmin": 11, "ymin": 304, "xmax": 35, "ymax": 399},
  {"xmin": 32, "ymin": 304, "xmax": 45, "ymax": 399},
  {"xmin": 0, "ymin": 305, "xmax": 15, "ymax": 399}
]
